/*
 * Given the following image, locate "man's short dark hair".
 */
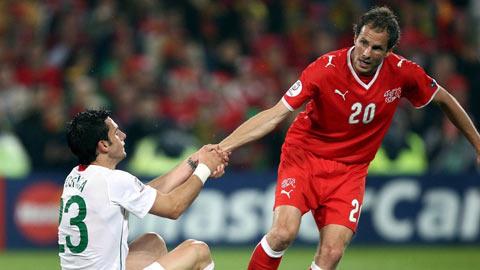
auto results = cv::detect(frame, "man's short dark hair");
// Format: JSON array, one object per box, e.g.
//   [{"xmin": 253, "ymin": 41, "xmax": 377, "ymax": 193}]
[
  {"xmin": 66, "ymin": 109, "xmax": 111, "ymax": 165},
  {"xmin": 353, "ymin": 6, "xmax": 401, "ymax": 50}
]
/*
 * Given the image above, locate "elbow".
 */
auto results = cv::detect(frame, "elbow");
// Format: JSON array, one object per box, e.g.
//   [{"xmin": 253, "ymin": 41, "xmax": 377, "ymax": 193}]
[
  {"xmin": 168, "ymin": 212, "xmax": 181, "ymax": 220},
  {"xmin": 165, "ymin": 213, "xmax": 180, "ymax": 220},
  {"xmin": 151, "ymin": 195, "xmax": 185, "ymax": 220},
  {"xmin": 150, "ymin": 208, "xmax": 180, "ymax": 220},
  {"xmin": 162, "ymin": 210, "xmax": 181, "ymax": 220},
  {"xmin": 167, "ymin": 202, "xmax": 185, "ymax": 220}
]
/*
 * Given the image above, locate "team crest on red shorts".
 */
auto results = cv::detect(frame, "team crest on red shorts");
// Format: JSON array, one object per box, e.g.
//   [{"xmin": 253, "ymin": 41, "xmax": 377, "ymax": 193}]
[
  {"xmin": 281, "ymin": 178, "xmax": 296, "ymax": 189},
  {"xmin": 280, "ymin": 178, "xmax": 296, "ymax": 199}
]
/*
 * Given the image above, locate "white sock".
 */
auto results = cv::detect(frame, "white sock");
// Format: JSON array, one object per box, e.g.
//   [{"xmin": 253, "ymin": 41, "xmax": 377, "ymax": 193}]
[
  {"xmin": 143, "ymin": 262, "xmax": 165, "ymax": 270},
  {"xmin": 310, "ymin": 261, "xmax": 323, "ymax": 270},
  {"xmin": 260, "ymin": 235, "xmax": 285, "ymax": 258},
  {"xmin": 203, "ymin": 261, "xmax": 215, "ymax": 270}
]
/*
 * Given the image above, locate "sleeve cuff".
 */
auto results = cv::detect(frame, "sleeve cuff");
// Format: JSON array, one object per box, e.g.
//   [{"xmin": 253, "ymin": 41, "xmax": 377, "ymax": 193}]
[
  {"xmin": 414, "ymin": 86, "xmax": 440, "ymax": 109},
  {"xmin": 138, "ymin": 185, "xmax": 157, "ymax": 218},
  {"xmin": 281, "ymin": 97, "xmax": 295, "ymax": 111}
]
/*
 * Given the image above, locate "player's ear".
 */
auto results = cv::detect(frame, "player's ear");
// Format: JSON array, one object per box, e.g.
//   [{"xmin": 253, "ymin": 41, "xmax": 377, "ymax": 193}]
[
  {"xmin": 385, "ymin": 46, "xmax": 394, "ymax": 56},
  {"xmin": 97, "ymin": 140, "xmax": 110, "ymax": 153}
]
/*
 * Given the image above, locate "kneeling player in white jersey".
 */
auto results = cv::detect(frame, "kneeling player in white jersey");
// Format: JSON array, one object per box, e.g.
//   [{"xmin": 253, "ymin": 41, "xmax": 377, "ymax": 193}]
[{"xmin": 58, "ymin": 109, "xmax": 228, "ymax": 270}]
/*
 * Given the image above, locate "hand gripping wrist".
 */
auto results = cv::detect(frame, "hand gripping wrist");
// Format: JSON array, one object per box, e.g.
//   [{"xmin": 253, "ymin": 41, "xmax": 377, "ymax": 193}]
[{"xmin": 193, "ymin": 163, "xmax": 211, "ymax": 185}]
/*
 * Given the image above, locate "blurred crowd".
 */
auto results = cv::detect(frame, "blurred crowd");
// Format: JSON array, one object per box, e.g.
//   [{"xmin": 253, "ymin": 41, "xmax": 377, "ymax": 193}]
[{"xmin": 0, "ymin": 0, "xmax": 479, "ymax": 178}]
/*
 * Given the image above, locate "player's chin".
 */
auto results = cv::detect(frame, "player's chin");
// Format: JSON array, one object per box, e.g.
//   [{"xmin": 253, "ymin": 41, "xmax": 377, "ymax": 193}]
[
  {"xmin": 357, "ymin": 65, "xmax": 374, "ymax": 75},
  {"xmin": 356, "ymin": 62, "xmax": 369, "ymax": 71}
]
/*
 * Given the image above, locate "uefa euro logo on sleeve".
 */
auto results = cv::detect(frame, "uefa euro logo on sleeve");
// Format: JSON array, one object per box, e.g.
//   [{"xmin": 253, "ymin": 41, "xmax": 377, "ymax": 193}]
[
  {"xmin": 286, "ymin": 80, "xmax": 302, "ymax": 97},
  {"xmin": 134, "ymin": 177, "xmax": 145, "ymax": 192}
]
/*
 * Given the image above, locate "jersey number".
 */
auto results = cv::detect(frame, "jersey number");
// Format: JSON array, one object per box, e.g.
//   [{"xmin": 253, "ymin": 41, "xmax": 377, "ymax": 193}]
[
  {"xmin": 349, "ymin": 199, "xmax": 360, "ymax": 223},
  {"xmin": 59, "ymin": 196, "xmax": 88, "ymax": 253},
  {"xmin": 349, "ymin": 102, "xmax": 376, "ymax": 124}
]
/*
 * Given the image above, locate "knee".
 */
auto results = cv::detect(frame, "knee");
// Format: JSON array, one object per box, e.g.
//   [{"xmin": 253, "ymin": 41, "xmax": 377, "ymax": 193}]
[
  {"xmin": 268, "ymin": 225, "xmax": 297, "ymax": 250},
  {"xmin": 144, "ymin": 232, "xmax": 167, "ymax": 256},
  {"xmin": 187, "ymin": 239, "xmax": 212, "ymax": 264},
  {"xmin": 143, "ymin": 232, "xmax": 166, "ymax": 245},
  {"xmin": 318, "ymin": 243, "xmax": 344, "ymax": 264}
]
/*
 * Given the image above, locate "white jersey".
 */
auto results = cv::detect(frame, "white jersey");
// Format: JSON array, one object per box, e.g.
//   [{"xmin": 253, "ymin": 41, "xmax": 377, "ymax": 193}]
[{"xmin": 58, "ymin": 165, "xmax": 157, "ymax": 270}]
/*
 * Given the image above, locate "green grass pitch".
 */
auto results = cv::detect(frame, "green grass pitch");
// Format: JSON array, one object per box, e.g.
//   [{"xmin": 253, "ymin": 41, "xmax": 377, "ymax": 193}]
[{"xmin": 0, "ymin": 246, "xmax": 479, "ymax": 269}]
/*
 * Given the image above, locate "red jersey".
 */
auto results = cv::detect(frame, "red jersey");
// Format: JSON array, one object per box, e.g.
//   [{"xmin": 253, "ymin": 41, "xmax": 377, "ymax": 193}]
[{"xmin": 282, "ymin": 47, "xmax": 439, "ymax": 164}]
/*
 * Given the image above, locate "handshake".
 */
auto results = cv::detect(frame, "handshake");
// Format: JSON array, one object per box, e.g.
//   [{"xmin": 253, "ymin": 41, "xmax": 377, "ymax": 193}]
[{"xmin": 189, "ymin": 144, "xmax": 231, "ymax": 180}]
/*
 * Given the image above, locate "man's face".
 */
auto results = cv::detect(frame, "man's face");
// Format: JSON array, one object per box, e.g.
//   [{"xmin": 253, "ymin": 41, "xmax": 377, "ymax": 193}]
[
  {"xmin": 352, "ymin": 24, "xmax": 390, "ymax": 75},
  {"xmin": 104, "ymin": 117, "xmax": 127, "ymax": 161}
]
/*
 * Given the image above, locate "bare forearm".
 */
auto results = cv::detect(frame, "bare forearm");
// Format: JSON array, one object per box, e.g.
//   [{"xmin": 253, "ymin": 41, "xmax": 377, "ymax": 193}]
[
  {"xmin": 219, "ymin": 113, "xmax": 275, "ymax": 151},
  {"xmin": 220, "ymin": 102, "xmax": 290, "ymax": 151},
  {"xmin": 166, "ymin": 176, "xmax": 203, "ymax": 219},
  {"xmin": 147, "ymin": 158, "xmax": 194, "ymax": 193},
  {"xmin": 150, "ymin": 176, "xmax": 203, "ymax": 219},
  {"xmin": 148, "ymin": 146, "xmax": 224, "ymax": 219},
  {"xmin": 439, "ymin": 95, "xmax": 480, "ymax": 153}
]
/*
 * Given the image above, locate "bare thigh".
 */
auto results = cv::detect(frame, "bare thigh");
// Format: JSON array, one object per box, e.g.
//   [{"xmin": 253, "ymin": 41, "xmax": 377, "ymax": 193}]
[{"xmin": 127, "ymin": 233, "xmax": 168, "ymax": 270}]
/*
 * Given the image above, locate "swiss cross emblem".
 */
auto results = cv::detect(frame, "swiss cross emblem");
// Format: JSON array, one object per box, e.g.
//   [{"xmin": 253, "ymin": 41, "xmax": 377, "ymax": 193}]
[
  {"xmin": 281, "ymin": 178, "xmax": 296, "ymax": 189},
  {"xmin": 384, "ymin": 87, "xmax": 402, "ymax": 103}
]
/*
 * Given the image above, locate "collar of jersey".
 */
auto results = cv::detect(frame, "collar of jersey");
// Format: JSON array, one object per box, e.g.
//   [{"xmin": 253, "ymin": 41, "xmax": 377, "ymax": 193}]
[{"xmin": 347, "ymin": 46, "xmax": 384, "ymax": 90}]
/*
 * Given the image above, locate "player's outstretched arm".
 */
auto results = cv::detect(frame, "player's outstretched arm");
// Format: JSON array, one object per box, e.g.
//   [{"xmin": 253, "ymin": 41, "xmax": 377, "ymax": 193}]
[
  {"xmin": 433, "ymin": 87, "xmax": 480, "ymax": 165},
  {"xmin": 148, "ymin": 148, "xmax": 225, "ymax": 219},
  {"xmin": 219, "ymin": 99, "xmax": 292, "ymax": 152}
]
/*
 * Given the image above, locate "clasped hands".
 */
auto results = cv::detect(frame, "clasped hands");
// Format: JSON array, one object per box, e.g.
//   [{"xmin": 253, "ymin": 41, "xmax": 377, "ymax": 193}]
[{"xmin": 190, "ymin": 144, "xmax": 230, "ymax": 178}]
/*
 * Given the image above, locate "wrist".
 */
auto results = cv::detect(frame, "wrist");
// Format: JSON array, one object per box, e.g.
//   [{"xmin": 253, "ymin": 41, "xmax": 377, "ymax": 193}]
[
  {"xmin": 193, "ymin": 163, "xmax": 211, "ymax": 185},
  {"xmin": 187, "ymin": 157, "xmax": 198, "ymax": 170}
]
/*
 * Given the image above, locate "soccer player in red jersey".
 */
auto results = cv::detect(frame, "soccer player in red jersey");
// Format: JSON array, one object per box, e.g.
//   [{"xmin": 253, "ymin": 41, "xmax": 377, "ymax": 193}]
[{"xmin": 217, "ymin": 6, "xmax": 480, "ymax": 270}]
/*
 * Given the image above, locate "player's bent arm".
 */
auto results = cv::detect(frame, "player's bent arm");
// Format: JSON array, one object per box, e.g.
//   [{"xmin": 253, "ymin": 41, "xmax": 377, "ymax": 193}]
[
  {"xmin": 147, "ymin": 145, "xmax": 228, "ymax": 192},
  {"xmin": 432, "ymin": 87, "xmax": 480, "ymax": 154},
  {"xmin": 148, "ymin": 174, "xmax": 205, "ymax": 220},
  {"xmin": 219, "ymin": 100, "xmax": 292, "ymax": 152},
  {"xmin": 147, "ymin": 157, "xmax": 195, "ymax": 193}
]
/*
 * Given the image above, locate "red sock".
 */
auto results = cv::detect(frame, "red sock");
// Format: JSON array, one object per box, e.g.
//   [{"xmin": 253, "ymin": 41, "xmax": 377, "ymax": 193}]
[{"xmin": 247, "ymin": 236, "xmax": 284, "ymax": 270}]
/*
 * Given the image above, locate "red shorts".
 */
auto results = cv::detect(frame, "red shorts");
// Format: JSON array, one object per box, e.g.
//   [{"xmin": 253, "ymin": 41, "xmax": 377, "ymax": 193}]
[{"xmin": 274, "ymin": 144, "xmax": 369, "ymax": 232}]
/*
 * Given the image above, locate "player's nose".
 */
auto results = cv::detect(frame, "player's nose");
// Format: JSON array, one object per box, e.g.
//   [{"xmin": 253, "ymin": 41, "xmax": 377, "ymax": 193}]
[{"xmin": 362, "ymin": 47, "xmax": 372, "ymax": 58}]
